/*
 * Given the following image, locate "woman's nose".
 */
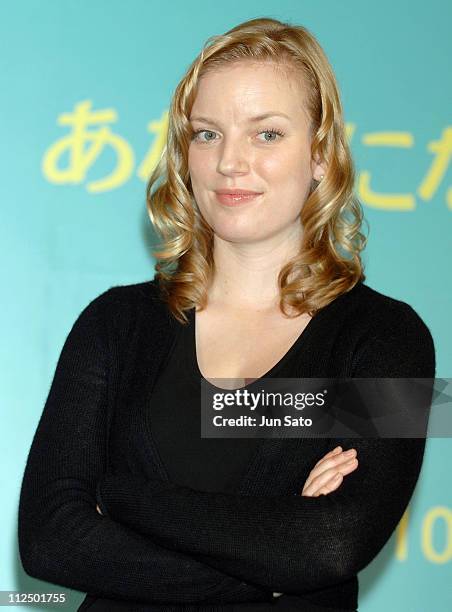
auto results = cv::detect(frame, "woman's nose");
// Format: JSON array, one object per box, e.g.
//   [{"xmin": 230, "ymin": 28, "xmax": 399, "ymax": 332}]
[{"xmin": 217, "ymin": 140, "xmax": 250, "ymax": 175}]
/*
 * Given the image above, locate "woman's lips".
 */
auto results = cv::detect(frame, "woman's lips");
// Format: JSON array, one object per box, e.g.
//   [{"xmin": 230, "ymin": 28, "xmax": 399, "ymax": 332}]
[{"xmin": 215, "ymin": 192, "xmax": 263, "ymax": 206}]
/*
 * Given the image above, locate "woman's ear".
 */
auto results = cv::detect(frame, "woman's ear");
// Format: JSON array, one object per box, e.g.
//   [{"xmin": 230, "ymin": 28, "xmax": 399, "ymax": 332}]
[{"xmin": 311, "ymin": 153, "xmax": 327, "ymax": 181}]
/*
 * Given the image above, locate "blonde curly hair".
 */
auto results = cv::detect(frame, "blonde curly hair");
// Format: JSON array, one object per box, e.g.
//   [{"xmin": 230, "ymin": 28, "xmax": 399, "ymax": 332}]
[{"xmin": 146, "ymin": 16, "xmax": 368, "ymax": 324}]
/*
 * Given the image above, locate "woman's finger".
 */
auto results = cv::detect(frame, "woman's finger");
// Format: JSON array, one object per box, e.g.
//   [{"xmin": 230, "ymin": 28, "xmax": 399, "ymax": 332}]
[
  {"xmin": 315, "ymin": 473, "xmax": 344, "ymax": 496},
  {"xmin": 319, "ymin": 446, "xmax": 343, "ymax": 462},
  {"xmin": 311, "ymin": 446, "xmax": 342, "ymax": 470},
  {"xmin": 302, "ymin": 458, "xmax": 358, "ymax": 496},
  {"xmin": 302, "ymin": 472, "xmax": 344, "ymax": 497},
  {"xmin": 303, "ymin": 449, "xmax": 357, "ymax": 492}
]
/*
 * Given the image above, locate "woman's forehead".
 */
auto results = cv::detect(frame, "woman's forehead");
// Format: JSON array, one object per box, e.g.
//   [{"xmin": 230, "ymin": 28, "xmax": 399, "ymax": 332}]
[{"xmin": 191, "ymin": 64, "xmax": 309, "ymax": 125}]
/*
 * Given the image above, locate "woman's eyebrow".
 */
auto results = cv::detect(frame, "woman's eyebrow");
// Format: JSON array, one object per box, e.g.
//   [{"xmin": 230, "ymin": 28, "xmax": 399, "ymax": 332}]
[{"xmin": 189, "ymin": 112, "xmax": 291, "ymax": 126}]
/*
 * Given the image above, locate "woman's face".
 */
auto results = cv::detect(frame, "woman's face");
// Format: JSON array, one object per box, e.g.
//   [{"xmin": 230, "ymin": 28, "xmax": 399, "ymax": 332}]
[{"xmin": 187, "ymin": 60, "xmax": 325, "ymax": 245}]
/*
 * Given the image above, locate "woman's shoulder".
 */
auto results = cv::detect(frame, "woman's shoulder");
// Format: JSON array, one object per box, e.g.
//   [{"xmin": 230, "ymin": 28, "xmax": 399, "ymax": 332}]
[
  {"xmin": 78, "ymin": 278, "xmax": 166, "ymax": 328},
  {"xmin": 319, "ymin": 280, "xmax": 433, "ymax": 345},
  {"xmin": 88, "ymin": 277, "xmax": 161, "ymax": 305},
  {"xmin": 346, "ymin": 282, "xmax": 436, "ymax": 376},
  {"xmin": 353, "ymin": 282, "xmax": 431, "ymax": 335}
]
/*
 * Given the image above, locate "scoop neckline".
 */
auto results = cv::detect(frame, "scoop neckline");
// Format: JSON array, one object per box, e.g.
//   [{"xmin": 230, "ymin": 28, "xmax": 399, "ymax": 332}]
[{"xmin": 185, "ymin": 283, "xmax": 362, "ymax": 391}]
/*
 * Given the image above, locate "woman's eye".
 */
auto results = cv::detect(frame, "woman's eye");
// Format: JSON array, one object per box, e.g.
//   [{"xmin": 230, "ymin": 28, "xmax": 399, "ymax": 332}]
[
  {"xmin": 257, "ymin": 129, "xmax": 284, "ymax": 143},
  {"xmin": 192, "ymin": 130, "xmax": 217, "ymax": 142}
]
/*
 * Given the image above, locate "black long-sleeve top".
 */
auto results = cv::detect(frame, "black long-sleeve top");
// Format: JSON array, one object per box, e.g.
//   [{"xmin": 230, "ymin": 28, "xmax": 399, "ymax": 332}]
[
  {"xmin": 148, "ymin": 304, "xmax": 302, "ymax": 494},
  {"xmin": 18, "ymin": 278, "xmax": 436, "ymax": 611}
]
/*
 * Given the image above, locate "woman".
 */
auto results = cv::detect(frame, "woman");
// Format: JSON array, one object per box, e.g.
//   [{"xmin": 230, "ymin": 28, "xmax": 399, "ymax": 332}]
[{"xmin": 18, "ymin": 17, "xmax": 435, "ymax": 612}]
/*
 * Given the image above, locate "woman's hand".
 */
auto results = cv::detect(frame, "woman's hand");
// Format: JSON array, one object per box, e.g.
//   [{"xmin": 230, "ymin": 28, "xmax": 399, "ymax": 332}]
[
  {"xmin": 301, "ymin": 446, "xmax": 358, "ymax": 497},
  {"xmin": 96, "ymin": 504, "xmax": 103, "ymax": 515}
]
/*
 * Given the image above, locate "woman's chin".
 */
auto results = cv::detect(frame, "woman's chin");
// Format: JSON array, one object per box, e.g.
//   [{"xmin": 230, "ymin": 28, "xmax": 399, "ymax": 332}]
[{"xmin": 211, "ymin": 226, "xmax": 274, "ymax": 244}]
